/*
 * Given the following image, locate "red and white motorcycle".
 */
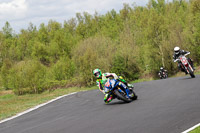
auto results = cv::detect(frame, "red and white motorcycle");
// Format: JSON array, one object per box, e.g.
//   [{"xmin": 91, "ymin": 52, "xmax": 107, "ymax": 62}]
[{"xmin": 174, "ymin": 53, "xmax": 195, "ymax": 78}]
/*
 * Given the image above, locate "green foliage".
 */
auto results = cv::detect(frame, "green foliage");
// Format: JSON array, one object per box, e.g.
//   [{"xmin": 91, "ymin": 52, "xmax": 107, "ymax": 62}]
[
  {"xmin": 49, "ymin": 57, "xmax": 75, "ymax": 81},
  {"xmin": 72, "ymin": 36, "xmax": 115, "ymax": 85},
  {"xmin": 2, "ymin": 21, "xmax": 13, "ymax": 39},
  {"xmin": 1, "ymin": 59, "xmax": 13, "ymax": 89},
  {"xmin": 111, "ymin": 55, "xmax": 126, "ymax": 75},
  {"xmin": 0, "ymin": 0, "xmax": 200, "ymax": 94},
  {"xmin": 9, "ymin": 60, "xmax": 47, "ymax": 95},
  {"xmin": 31, "ymin": 41, "xmax": 50, "ymax": 64}
]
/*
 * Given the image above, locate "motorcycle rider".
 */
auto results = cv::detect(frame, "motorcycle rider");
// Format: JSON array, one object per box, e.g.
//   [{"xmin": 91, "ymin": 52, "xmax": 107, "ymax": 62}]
[
  {"xmin": 93, "ymin": 68, "xmax": 134, "ymax": 103},
  {"xmin": 158, "ymin": 67, "xmax": 168, "ymax": 79},
  {"xmin": 173, "ymin": 46, "xmax": 194, "ymax": 73}
]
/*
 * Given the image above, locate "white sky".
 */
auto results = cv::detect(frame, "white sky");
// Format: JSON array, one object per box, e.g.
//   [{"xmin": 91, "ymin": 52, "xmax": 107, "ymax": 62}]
[{"xmin": 0, "ymin": 0, "xmax": 150, "ymax": 33}]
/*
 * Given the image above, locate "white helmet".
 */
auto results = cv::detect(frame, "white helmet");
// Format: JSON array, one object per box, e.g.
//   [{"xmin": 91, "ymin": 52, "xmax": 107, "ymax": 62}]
[{"xmin": 174, "ymin": 46, "xmax": 180, "ymax": 55}]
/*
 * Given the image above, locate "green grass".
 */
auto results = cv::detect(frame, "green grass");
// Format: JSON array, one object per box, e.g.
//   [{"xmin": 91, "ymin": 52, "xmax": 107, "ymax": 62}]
[
  {"xmin": 196, "ymin": 71, "xmax": 200, "ymax": 75},
  {"xmin": 189, "ymin": 126, "xmax": 200, "ymax": 133},
  {"xmin": 0, "ymin": 67, "xmax": 199, "ymax": 122},
  {"xmin": 0, "ymin": 86, "xmax": 96, "ymax": 121}
]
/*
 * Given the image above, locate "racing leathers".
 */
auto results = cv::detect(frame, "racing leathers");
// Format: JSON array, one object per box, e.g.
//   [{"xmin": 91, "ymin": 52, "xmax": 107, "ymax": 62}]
[
  {"xmin": 96, "ymin": 73, "xmax": 133, "ymax": 103},
  {"xmin": 158, "ymin": 69, "xmax": 168, "ymax": 79}
]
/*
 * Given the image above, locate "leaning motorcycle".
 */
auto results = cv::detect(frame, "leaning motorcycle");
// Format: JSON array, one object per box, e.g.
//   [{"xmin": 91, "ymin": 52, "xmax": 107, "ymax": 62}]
[
  {"xmin": 104, "ymin": 79, "xmax": 137, "ymax": 103},
  {"xmin": 158, "ymin": 71, "xmax": 168, "ymax": 79},
  {"xmin": 174, "ymin": 53, "xmax": 195, "ymax": 78}
]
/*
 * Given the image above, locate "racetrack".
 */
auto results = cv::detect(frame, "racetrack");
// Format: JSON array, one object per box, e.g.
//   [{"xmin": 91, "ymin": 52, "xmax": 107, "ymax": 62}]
[{"xmin": 0, "ymin": 75, "xmax": 200, "ymax": 133}]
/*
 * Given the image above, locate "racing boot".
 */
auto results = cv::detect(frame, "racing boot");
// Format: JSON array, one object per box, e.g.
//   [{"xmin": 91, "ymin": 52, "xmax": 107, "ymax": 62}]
[{"xmin": 104, "ymin": 94, "xmax": 113, "ymax": 104}]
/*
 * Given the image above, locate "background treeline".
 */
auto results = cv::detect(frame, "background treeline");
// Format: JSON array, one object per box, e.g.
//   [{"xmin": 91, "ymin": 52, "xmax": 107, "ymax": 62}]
[{"xmin": 0, "ymin": 0, "xmax": 199, "ymax": 95}]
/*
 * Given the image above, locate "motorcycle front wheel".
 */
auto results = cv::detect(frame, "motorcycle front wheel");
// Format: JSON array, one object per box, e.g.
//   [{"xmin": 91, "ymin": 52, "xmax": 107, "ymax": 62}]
[
  {"xmin": 113, "ymin": 89, "xmax": 132, "ymax": 103},
  {"xmin": 129, "ymin": 90, "xmax": 138, "ymax": 100},
  {"xmin": 188, "ymin": 67, "xmax": 195, "ymax": 78}
]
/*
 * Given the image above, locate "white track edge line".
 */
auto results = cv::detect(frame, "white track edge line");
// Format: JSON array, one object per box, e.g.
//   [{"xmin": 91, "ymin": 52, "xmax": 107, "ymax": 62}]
[
  {"xmin": 182, "ymin": 123, "xmax": 200, "ymax": 133},
  {"xmin": 0, "ymin": 92, "xmax": 77, "ymax": 124}
]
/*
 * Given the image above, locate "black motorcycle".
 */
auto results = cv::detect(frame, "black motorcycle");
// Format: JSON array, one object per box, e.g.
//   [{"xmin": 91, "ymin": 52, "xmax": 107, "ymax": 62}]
[{"xmin": 158, "ymin": 71, "xmax": 168, "ymax": 79}]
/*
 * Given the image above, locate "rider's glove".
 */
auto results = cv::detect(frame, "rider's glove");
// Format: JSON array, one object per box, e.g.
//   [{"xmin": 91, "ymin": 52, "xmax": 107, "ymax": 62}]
[{"xmin": 128, "ymin": 83, "xmax": 134, "ymax": 88}]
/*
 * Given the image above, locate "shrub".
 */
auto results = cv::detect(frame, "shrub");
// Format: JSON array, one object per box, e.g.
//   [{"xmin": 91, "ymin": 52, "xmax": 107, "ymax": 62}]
[
  {"xmin": 49, "ymin": 57, "xmax": 75, "ymax": 81},
  {"xmin": 0, "ymin": 59, "xmax": 13, "ymax": 90},
  {"xmin": 9, "ymin": 60, "xmax": 47, "ymax": 95}
]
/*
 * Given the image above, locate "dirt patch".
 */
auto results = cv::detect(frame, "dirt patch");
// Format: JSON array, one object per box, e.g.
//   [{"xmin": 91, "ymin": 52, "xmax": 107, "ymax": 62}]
[{"xmin": 0, "ymin": 90, "xmax": 13, "ymax": 96}]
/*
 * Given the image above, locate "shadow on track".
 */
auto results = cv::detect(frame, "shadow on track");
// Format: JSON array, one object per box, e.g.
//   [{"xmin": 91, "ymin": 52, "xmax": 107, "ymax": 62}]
[
  {"xmin": 179, "ymin": 77, "xmax": 194, "ymax": 80},
  {"xmin": 179, "ymin": 75, "xmax": 199, "ymax": 80},
  {"xmin": 105, "ymin": 99, "xmax": 138, "ymax": 105},
  {"xmin": 104, "ymin": 101, "xmax": 130, "ymax": 105}
]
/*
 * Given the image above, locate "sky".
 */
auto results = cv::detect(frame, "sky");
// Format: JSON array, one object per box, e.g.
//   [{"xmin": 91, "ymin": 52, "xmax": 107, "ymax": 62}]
[{"xmin": 0, "ymin": 0, "xmax": 150, "ymax": 33}]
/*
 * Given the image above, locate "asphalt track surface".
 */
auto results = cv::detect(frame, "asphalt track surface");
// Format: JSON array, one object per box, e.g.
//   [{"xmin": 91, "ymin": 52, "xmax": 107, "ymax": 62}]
[{"xmin": 0, "ymin": 75, "xmax": 200, "ymax": 133}]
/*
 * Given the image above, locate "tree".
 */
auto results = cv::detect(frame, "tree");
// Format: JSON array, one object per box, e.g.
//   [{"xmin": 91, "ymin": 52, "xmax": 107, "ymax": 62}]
[{"xmin": 2, "ymin": 21, "xmax": 13, "ymax": 38}]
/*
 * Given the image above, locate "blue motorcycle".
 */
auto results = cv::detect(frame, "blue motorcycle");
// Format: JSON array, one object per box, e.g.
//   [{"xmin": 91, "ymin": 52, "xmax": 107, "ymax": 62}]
[{"xmin": 104, "ymin": 79, "xmax": 137, "ymax": 103}]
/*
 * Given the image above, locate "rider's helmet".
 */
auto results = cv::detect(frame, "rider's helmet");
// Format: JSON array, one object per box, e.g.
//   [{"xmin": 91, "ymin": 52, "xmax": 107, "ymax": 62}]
[
  {"xmin": 174, "ymin": 46, "xmax": 180, "ymax": 55},
  {"xmin": 160, "ymin": 67, "xmax": 163, "ymax": 70},
  {"xmin": 93, "ymin": 69, "xmax": 102, "ymax": 78}
]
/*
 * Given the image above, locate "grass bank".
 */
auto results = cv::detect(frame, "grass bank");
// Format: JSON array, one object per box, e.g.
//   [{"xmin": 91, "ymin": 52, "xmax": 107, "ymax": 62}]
[
  {"xmin": 189, "ymin": 126, "xmax": 200, "ymax": 133},
  {"xmin": 0, "ymin": 86, "xmax": 96, "ymax": 121}
]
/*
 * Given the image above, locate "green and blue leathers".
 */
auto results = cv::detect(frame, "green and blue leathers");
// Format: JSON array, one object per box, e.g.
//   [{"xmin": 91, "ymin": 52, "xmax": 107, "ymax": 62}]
[
  {"xmin": 96, "ymin": 73, "xmax": 134, "ymax": 103},
  {"xmin": 95, "ymin": 73, "xmax": 119, "ymax": 93},
  {"xmin": 93, "ymin": 69, "xmax": 135, "ymax": 103}
]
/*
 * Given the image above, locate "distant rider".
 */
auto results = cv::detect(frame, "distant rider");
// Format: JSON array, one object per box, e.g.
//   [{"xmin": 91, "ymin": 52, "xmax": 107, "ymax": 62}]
[
  {"xmin": 158, "ymin": 67, "xmax": 168, "ymax": 78},
  {"xmin": 93, "ymin": 68, "xmax": 134, "ymax": 103},
  {"xmin": 173, "ymin": 46, "xmax": 194, "ymax": 73}
]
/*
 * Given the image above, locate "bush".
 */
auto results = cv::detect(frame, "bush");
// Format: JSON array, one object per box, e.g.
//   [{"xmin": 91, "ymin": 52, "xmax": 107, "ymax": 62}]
[
  {"xmin": 49, "ymin": 57, "xmax": 75, "ymax": 81},
  {"xmin": 72, "ymin": 36, "xmax": 115, "ymax": 85},
  {"xmin": 9, "ymin": 60, "xmax": 47, "ymax": 95},
  {"xmin": 0, "ymin": 59, "xmax": 13, "ymax": 90},
  {"xmin": 111, "ymin": 55, "xmax": 126, "ymax": 75}
]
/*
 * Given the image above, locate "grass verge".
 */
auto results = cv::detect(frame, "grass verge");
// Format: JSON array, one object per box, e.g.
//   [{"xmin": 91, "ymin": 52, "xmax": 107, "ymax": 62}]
[
  {"xmin": 0, "ymin": 86, "xmax": 96, "ymax": 121},
  {"xmin": 189, "ymin": 126, "xmax": 200, "ymax": 133}
]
